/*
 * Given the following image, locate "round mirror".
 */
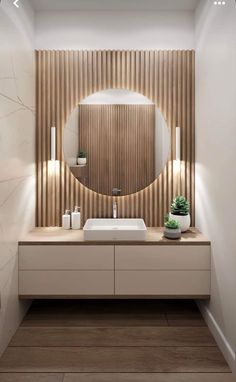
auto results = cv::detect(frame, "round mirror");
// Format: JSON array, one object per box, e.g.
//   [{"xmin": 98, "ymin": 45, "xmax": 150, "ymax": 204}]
[{"xmin": 63, "ymin": 89, "xmax": 170, "ymax": 196}]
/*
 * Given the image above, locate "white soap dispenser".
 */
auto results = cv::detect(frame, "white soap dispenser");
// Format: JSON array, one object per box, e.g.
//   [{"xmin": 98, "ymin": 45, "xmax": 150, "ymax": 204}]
[
  {"xmin": 62, "ymin": 209, "xmax": 71, "ymax": 230},
  {"xmin": 72, "ymin": 206, "xmax": 81, "ymax": 230}
]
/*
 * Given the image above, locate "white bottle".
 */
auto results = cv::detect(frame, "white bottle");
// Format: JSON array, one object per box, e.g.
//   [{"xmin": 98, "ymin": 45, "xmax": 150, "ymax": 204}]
[
  {"xmin": 72, "ymin": 206, "xmax": 81, "ymax": 230},
  {"xmin": 62, "ymin": 210, "xmax": 71, "ymax": 230}
]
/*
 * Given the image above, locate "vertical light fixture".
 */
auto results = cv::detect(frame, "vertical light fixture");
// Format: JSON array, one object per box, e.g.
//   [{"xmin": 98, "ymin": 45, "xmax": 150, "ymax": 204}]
[
  {"xmin": 51, "ymin": 126, "xmax": 56, "ymax": 161},
  {"xmin": 176, "ymin": 126, "xmax": 181, "ymax": 162},
  {"xmin": 49, "ymin": 126, "xmax": 59, "ymax": 177},
  {"xmin": 174, "ymin": 126, "xmax": 181, "ymax": 197}
]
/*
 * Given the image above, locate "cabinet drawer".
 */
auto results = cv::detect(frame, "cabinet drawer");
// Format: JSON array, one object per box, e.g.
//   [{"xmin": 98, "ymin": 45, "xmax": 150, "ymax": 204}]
[
  {"xmin": 19, "ymin": 245, "xmax": 114, "ymax": 270},
  {"xmin": 115, "ymin": 270, "xmax": 210, "ymax": 296},
  {"xmin": 19, "ymin": 270, "xmax": 114, "ymax": 296},
  {"xmin": 115, "ymin": 246, "xmax": 210, "ymax": 270}
]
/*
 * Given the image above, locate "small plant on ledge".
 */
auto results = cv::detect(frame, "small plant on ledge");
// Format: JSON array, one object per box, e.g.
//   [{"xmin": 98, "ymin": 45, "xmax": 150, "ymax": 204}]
[
  {"xmin": 79, "ymin": 150, "xmax": 87, "ymax": 158},
  {"xmin": 169, "ymin": 195, "xmax": 190, "ymax": 232},
  {"xmin": 77, "ymin": 150, "xmax": 87, "ymax": 165},
  {"xmin": 165, "ymin": 219, "xmax": 180, "ymax": 230},
  {"xmin": 171, "ymin": 195, "xmax": 189, "ymax": 216},
  {"xmin": 164, "ymin": 216, "xmax": 181, "ymax": 239}
]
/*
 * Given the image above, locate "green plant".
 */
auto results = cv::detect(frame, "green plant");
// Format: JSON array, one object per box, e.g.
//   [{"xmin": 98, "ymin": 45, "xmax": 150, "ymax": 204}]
[
  {"xmin": 171, "ymin": 195, "xmax": 189, "ymax": 216},
  {"xmin": 164, "ymin": 214, "xmax": 170, "ymax": 223},
  {"xmin": 78, "ymin": 150, "xmax": 87, "ymax": 158},
  {"xmin": 165, "ymin": 218, "xmax": 180, "ymax": 229}
]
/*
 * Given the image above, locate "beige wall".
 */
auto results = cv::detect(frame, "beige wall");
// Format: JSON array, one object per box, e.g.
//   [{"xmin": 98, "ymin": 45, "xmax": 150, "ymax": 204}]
[
  {"xmin": 35, "ymin": 10, "xmax": 194, "ymax": 50},
  {"xmin": 195, "ymin": 0, "xmax": 236, "ymax": 373},
  {"xmin": 0, "ymin": 1, "xmax": 35, "ymax": 356}
]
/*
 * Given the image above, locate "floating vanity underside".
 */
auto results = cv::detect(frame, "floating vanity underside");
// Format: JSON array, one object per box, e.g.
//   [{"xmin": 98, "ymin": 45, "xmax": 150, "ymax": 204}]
[{"xmin": 18, "ymin": 228, "xmax": 211, "ymax": 299}]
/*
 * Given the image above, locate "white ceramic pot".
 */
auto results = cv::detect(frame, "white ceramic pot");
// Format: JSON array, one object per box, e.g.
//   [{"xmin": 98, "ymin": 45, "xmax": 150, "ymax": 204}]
[
  {"xmin": 169, "ymin": 213, "xmax": 190, "ymax": 232},
  {"xmin": 77, "ymin": 157, "xmax": 87, "ymax": 165},
  {"xmin": 164, "ymin": 227, "xmax": 181, "ymax": 240}
]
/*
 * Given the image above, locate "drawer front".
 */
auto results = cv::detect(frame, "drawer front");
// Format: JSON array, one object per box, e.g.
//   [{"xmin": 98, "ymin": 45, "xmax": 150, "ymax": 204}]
[
  {"xmin": 115, "ymin": 270, "xmax": 210, "ymax": 296},
  {"xmin": 115, "ymin": 246, "xmax": 210, "ymax": 270},
  {"xmin": 19, "ymin": 270, "xmax": 114, "ymax": 296},
  {"xmin": 19, "ymin": 245, "xmax": 114, "ymax": 270}
]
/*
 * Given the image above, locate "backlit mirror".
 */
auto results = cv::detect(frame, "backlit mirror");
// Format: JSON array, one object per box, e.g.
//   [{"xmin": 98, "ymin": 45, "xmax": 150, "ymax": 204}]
[{"xmin": 63, "ymin": 89, "xmax": 170, "ymax": 196}]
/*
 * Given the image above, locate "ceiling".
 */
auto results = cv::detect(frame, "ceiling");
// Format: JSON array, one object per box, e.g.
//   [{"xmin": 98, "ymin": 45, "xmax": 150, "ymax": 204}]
[{"xmin": 29, "ymin": 0, "xmax": 200, "ymax": 12}]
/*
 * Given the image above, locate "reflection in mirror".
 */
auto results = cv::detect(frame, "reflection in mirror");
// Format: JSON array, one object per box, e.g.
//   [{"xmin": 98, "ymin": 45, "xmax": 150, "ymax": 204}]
[{"xmin": 63, "ymin": 89, "xmax": 170, "ymax": 196}]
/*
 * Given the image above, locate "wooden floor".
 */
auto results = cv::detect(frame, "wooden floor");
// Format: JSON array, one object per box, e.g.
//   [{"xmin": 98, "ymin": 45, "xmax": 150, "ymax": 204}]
[{"xmin": 0, "ymin": 299, "xmax": 233, "ymax": 382}]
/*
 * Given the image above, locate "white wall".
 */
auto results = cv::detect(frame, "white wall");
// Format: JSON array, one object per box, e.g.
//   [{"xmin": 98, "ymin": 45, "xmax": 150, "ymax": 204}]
[
  {"xmin": 0, "ymin": 0, "xmax": 35, "ymax": 356},
  {"xmin": 35, "ymin": 10, "xmax": 194, "ymax": 49},
  {"xmin": 195, "ymin": 0, "xmax": 236, "ymax": 373}
]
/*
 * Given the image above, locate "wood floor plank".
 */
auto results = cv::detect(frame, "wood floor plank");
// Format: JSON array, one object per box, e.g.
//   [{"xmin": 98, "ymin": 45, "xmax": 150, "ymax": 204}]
[
  {"xmin": 0, "ymin": 374, "xmax": 63, "ymax": 382},
  {"xmin": 162, "ymin": 300, "xmax": 200, "ymax": 313},
  {"xmin": 0, "ymin": 347, "xmax": 229, "ymax": 373},
  {"xmin": 21, "ymin": 313, "xmax": 168, "ymax": 327},
  {"xmin": 166, "ymin": 313, "xmax": 206, "ymax": 327},
  {"xmin": 10, "ymin": 327, "xmax": 216, "ymax": 347},
  {"xmin": 63, "ymin": 373, "xmax": 235, "ymax": 382},
  {"xmin": 22, "ymin": 300, "xmax": 202, "ymax": 328}
]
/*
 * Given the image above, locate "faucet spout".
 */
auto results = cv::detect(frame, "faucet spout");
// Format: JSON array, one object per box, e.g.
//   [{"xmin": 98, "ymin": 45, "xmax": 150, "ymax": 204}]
[{"xmin": 113, "ymin": 201, "xmax": 117, "ymax": 219}]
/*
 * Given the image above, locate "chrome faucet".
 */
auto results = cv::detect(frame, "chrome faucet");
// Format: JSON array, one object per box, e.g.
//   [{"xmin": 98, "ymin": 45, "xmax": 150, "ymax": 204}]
[{"xmin": 112, "ymin": 201, "xmax": 117, "ymax": 219}]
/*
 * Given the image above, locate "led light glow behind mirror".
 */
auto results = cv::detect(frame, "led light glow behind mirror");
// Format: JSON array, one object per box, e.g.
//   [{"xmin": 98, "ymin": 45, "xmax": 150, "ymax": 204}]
[{"xmin": 63, "ymin": 89, "xmax": 170, "ymax": 196}]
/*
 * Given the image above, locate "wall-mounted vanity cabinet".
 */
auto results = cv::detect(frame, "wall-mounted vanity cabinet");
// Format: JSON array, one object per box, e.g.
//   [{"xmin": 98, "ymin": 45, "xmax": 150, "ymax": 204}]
[
  {"xmin": 18, "ymin": 228, "xmax": 210, "ymax": 299},
  {"xmin": 19, "ymin": 245, "xmax": 114, "ymax": 296}
]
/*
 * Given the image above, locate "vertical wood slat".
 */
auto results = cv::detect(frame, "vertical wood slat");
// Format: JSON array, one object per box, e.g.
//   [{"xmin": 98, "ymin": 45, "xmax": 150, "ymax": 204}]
[
  {"xmin": 78, "ymin": 104, "xmax": 155, "ymax": 196},
  {"xmin": 36, "ymin": 50, "xmax": 195, "ymax": 227}
]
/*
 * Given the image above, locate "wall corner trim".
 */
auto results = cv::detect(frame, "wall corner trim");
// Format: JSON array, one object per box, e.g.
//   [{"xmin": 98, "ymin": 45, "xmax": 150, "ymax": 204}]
[{"xmin": 197, "ymin": 301, "xmax": 236, "ymax": 374}]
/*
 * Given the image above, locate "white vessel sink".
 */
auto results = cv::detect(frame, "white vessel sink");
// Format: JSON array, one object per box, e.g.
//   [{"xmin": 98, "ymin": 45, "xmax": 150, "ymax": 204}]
[{"xmin": 83, "ymin": 218, "xmax": 147, "ymax": 241}]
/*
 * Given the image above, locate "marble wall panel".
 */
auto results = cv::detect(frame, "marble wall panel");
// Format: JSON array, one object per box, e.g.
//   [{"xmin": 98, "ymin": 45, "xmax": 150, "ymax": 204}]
[{"xmin": 0, "ymin": 4, "xmax": 35, "ymax": 356}]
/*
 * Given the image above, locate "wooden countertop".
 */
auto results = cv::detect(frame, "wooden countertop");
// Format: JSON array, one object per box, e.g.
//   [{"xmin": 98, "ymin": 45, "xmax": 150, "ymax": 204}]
[{"xmin": 19, "ymin": 227, "xmax": 210, "ymax": 246}]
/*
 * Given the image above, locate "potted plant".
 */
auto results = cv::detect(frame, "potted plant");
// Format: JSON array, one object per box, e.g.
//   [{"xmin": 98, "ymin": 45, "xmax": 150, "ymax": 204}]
[
  {"xmin": 77, "ymin": 150, "xmax": 87, "ymax": 165},
  {"xmin": 164, "ymin": 217, "xmax": 181, "ymax": 239},
  {"xmin": 169, "ymin": 195, "xmax": 190, "ymax": 232}
]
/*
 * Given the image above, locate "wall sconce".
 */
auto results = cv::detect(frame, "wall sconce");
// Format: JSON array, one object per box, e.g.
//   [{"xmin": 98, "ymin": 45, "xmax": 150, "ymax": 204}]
[
  {"xmin": 49, "ymin": 127, "xmax": 60, "ymax": 175},
  {"xmin": 174, "ymin": 127, "xmax": 181, "ymax": 196},
  {"xmin": 175, "ymin": 126, "xmax": 181, "ymax": 161},
  {"xmin": 51, "ymin": 126, "xmax": 56, "ymax": 161}
]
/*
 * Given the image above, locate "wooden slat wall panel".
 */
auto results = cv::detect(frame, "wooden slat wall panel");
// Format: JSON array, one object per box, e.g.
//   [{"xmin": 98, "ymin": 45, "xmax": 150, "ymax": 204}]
[
  {"xmin": 36, "ymin": 50, "xmax": 195, "ymax": 227},
  {"xmin": 78, "ymin": 104, "xmax": 155, "ymax": 196}
]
